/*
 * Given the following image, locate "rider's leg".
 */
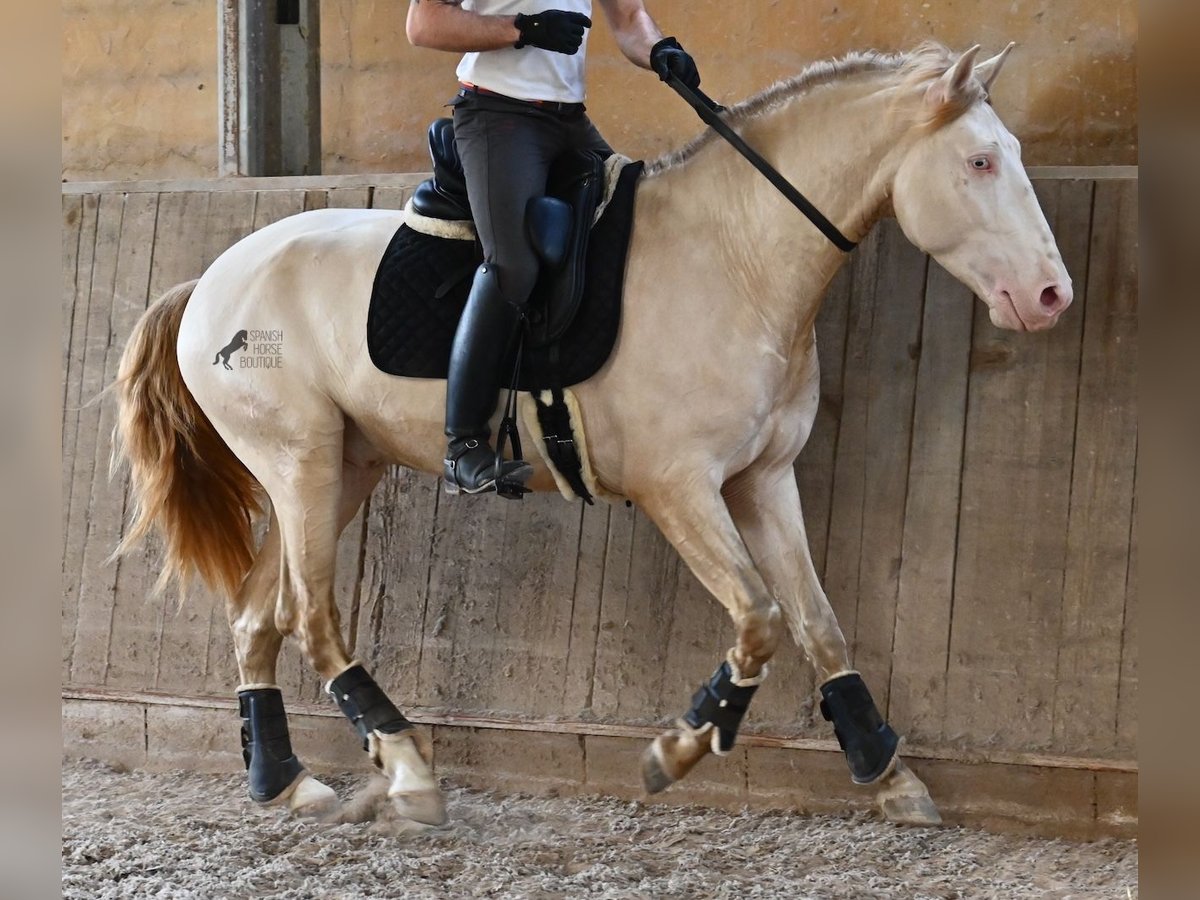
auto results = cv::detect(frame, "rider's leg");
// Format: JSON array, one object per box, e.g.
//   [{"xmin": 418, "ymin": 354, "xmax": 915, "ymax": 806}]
[
  {"xmin": 443, "ymin": 97, "xmax": 563, "ymax": 493},
  {"xmin": 444, "ymin": 262, "xmax": 533, "ymax": 493},
  {"xmin": 565, "ymin": 110, "xmax": 614, "ymax": 159}
]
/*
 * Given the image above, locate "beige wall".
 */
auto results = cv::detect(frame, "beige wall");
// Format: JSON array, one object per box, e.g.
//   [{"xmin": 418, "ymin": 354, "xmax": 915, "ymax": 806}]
[
  {"xmin": 63, "ymin": 0, "xmax": 1136, "ymax": 181},
  {"xmin": 63, "ymin": 1, "xmax": 218, "ymax": 181}
]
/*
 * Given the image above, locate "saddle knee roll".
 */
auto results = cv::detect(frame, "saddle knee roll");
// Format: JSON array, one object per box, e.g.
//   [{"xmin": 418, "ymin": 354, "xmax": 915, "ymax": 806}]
[
  {"xmin": 819, "ymin": 672, "xmax": 900, "ymax": 784},
  {"xmin": 527, "ymin": 197, "xmax": 573, "ymax": 270}
]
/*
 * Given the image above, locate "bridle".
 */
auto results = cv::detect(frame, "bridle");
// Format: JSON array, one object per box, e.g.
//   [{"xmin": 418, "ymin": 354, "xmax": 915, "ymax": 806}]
[{"xmin": 664, "ymin": 74, "xmax": 858, "ymax": 253}]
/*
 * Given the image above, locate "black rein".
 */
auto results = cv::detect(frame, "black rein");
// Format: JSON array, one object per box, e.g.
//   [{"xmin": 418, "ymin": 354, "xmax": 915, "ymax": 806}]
[{"xmin": 663, "ymin": 74, "xmax": 858, "ymax": 253}]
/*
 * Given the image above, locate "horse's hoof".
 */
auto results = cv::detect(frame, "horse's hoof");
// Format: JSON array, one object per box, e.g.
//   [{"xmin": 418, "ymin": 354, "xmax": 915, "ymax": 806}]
[
  {"xmin": 875, "ymin": 759, "xmax": 942, "ymax": 826},
  {"xmin": 880, "ymin": 792, "xmax": 943, "ymax": 826},
  {"xmin": 390, "ymin": 788, "xmax": 448, "ymax": 826},
  {"xmin": 286, "ymin": 774, "xmax": 339, "ymax": 816},
  {"xmin": 641, "ymin": 744, "xmax": 676, "ymax": 794}
]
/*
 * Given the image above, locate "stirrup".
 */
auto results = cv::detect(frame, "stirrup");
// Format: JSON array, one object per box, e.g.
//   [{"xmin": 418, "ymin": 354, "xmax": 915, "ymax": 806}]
[{"xmin": 444, "ymin": 438, "xmax": 532, "ymax": 496}]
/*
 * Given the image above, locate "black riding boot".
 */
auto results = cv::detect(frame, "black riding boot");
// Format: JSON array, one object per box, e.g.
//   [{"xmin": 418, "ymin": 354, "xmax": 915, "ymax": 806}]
[{"xmin": 444, "ymin": 263, "xmax": 533, "ymax": 494}]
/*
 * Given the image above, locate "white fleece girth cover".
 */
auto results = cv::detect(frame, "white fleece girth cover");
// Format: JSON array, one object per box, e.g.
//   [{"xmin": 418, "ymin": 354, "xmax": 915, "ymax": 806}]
[
  {"xmin": 402, "ymin": 154, "xmax": 634, "ymax": 241},
  {"xmin": 519, "ymin": 388, "xmax": 623, "ymax": 504}
]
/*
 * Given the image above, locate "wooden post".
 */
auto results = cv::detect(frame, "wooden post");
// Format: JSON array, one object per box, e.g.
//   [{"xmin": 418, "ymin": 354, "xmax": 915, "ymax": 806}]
[
  {"xmin": 280, "ymin": 0, "xmax": 322, "ymax": 176},
  {"xmin": 218, "ymin": 0, "xmax": 240, "ymax": 176},
  {"xmin": 218, "ymin": 0, "xmax": 321, "ymax": 177}
]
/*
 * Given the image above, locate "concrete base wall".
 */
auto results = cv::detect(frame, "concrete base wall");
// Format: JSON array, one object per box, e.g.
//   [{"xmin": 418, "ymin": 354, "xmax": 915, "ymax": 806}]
[{"xmin": 62, "ymin": 693, "xmax": 1137, "ymax": 841}]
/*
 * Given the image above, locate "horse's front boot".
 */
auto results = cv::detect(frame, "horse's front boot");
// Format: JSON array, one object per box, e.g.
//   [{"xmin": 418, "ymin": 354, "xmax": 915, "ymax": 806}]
[{"xmin": 443, "ymin": 263, "xmax": 532, "ymax": 495}]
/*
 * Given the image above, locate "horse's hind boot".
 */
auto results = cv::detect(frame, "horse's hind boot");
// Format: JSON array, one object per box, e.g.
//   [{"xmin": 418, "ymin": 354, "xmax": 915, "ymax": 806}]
[
  {"xmin": 443, "ymin": 264, "xmax": 533, "ymax": 494},
  {"xmin": 238, "ymin": 686, "xmax": 306, "ymax": 803},
  {"xmin": 683, "ymin": 658, "xmax": 764, "ymax": 754}
]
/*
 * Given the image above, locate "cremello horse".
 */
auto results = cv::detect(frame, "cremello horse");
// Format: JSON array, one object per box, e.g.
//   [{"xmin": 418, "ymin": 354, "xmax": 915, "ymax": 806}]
[{"xmin": 113, "ymin": 43, "xmax": 1071, "ymax": 827}]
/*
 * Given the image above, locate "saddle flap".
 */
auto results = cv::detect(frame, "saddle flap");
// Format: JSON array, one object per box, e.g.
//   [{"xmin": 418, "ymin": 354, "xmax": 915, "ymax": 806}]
[{"xmin": 526, "ymin": 149, "xmax": 607, "ymax": 348}]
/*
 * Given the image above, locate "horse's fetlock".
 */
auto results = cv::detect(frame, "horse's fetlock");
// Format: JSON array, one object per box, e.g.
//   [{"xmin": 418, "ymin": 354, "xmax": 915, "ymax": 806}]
[{"xmin": 736, "ymin": 603, "xmax": 783, "ymax": 667}]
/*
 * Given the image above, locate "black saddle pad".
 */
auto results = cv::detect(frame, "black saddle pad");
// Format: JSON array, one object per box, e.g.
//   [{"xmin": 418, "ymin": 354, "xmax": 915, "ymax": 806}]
[{"xmin": 367, "ymin": 161, "xmax": 644, "ymax": 391}]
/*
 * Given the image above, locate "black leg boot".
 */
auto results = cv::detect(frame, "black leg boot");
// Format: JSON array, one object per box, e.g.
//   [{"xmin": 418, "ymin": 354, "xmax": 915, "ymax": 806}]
[{"xmin": 444, "ymin": 263, "xmax": 534, "ymax": 494}]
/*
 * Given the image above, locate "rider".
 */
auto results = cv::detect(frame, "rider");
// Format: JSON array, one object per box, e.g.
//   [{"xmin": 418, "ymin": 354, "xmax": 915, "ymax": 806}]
[{"xmin": 406, "ymin": 0, "xmax": 703, "ymax": 495}]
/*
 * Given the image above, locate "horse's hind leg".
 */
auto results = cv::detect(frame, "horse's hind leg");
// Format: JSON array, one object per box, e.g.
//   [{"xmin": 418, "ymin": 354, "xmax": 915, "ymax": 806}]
[
  {"xmin": 227, "ymin": 514, "xmax": 338, "ymax": 814},
  {"xmin": 723, "ymin": 463, "xmax": 941, "ymax": 826},
  {"xmin": 263, "ymin": 421, "xmax": 446, "ymax": 826},
  {"xmin": 634, "ymin": 478, "xmax": 785, "ymax": 792}
]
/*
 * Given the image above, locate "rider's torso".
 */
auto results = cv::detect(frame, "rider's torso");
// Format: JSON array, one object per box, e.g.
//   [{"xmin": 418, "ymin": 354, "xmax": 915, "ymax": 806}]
[{"xmin": 456, "ymin": 0, "xmax": 593, "ymax": 103}]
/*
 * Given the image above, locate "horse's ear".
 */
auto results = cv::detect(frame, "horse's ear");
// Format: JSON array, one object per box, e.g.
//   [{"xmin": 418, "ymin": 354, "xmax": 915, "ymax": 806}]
[
  {"xmin": 974, "ymin": 42, "xmax": 1016, "ymax": 93},
  {"xmin": 925, "ymin": 44, "xmax": 982, "ymax": 110}
]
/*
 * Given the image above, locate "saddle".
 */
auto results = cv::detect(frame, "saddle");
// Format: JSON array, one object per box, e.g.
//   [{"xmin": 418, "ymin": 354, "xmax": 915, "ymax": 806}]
[
  {"xmin": 367, "ymin": 119, "xmax": 645, "ymax": 501},
  {"xmin": 410, "ymin": 118, "xmax": 605, "ymax": 348}
]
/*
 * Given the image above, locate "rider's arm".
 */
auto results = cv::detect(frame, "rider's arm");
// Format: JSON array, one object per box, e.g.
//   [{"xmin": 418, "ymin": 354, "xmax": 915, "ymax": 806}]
[
  {"xmin": 406, "ymin": 0, "xmax": 520, "ymax": 52},
  {"xmin": 596, "ymin": 0, "xmax": 662, "ymax": 68}
]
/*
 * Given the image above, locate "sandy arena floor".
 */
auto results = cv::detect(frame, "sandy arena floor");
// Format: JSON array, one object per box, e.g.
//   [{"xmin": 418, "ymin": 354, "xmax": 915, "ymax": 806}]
[{"xmin": 63, "ymin": 759, "xmax": 1136, "ymax": 899}]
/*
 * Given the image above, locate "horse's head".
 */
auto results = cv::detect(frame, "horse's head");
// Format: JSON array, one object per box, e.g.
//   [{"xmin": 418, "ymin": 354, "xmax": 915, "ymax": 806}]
[{"xmin": 890, "ymin": 45, "xmax": 1072, "ymax": 332}]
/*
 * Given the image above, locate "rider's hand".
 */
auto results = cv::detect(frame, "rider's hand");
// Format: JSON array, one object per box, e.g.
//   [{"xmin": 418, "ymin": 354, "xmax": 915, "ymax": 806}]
[
  {"xmin": 513, "ymin": 10, "xmax": 592, "ymax": 54},
  {"xmin": 650, "ymin": 36, "xmax": 701, "ymax": 90}
]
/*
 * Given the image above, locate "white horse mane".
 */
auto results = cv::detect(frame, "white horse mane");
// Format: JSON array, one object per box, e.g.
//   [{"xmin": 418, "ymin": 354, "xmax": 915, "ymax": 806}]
[{"xmin": 647, "ymin": 42, "xmax": 976, "ymax": 175}]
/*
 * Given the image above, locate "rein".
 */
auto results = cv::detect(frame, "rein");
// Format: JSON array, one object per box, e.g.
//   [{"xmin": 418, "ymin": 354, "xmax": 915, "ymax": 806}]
[{"xmin": 664, "ymin": 74, "xmax": 858, "ymax": 253}]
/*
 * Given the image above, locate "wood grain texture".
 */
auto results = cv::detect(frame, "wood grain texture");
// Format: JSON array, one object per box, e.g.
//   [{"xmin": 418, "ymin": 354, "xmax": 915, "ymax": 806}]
[
  {"xmin": 823, "ymin": 219, "xmax": 927, "ymax": 714},
  {"xmin": 1053, "ymin": 179, "xmax": 1138, "ymax": 754},
  {"xmin": 886, "ymin": 261, "xmax": 974, "ymax": 745},
  {"xmin": 68, "ymin": 192, "xmax": 129, "ymax": 686},
  {"xmin": 357, "ymin": 467, "xmax": 441, "ymax": 708},
  {"xmin": 146, "ymin": 191, "xmax": 218, "ymax": 695},
  {"xmin": 1116, "ymin": 452, "xmax": 1138, "ymax": 755},
  {"xmin": 59, "ymin": 176, "xmax": 1138, "ymax": 792},
  {"xmin": 99, "ymin": 191, "xmax": 163, "ymax": 689},
  {"xmin": 62, "ymin": 194, "xmax": 95, "ymax": 680},
  {"xmin": 945, "ymin": 179, "xmax": 1092, "ymax": 752}
]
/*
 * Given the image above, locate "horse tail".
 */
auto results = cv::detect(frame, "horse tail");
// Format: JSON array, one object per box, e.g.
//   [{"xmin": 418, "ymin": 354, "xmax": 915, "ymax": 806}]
[{"xmin": 110, "ymin": 279, "xmax": 262, "ymax": 598}]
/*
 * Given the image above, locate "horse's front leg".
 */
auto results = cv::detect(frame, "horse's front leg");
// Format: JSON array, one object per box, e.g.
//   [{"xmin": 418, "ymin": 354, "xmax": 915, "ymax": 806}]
[
  {"xmin": 724, "ymin": 463, "xmax": 941, "ymax": 825},
  {"xmin": 635, "ymin": 477, "xmax": 784, "ymax": 792}
]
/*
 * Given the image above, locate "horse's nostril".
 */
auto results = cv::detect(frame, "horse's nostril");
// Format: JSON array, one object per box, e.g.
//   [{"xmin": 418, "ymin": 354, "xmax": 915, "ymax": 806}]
[{"xmin": 1039, "ymin": 285, "xmax": 1061, "ymax": 311}]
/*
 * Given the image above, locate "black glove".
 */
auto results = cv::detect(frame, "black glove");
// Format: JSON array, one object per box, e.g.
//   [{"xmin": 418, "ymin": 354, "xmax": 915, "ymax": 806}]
[
  {"xmin": 650, "ymin": 36, "xmax": 700, "ymax": 90},
  {"xmin": 513, "ymin": 10, "xmax": 592, "ymax": 54}
]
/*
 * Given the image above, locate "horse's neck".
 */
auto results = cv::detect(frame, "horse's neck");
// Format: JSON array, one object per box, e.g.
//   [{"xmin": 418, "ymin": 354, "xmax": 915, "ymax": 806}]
[{"xmin": 645, "ymin": 76, "xmax": 904, "ymax": 353}]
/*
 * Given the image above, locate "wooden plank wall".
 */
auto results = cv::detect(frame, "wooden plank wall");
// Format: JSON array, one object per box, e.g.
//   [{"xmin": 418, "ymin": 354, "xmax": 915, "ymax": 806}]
[{"xmin": 61, "ymin": 174, "xmax": 1138, "ymax": 818}]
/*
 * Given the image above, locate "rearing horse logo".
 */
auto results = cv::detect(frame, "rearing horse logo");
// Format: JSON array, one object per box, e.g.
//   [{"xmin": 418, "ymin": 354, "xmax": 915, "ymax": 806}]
[{"xmin": 213, "ymin": 330, "xmax": 249, "ymax": 370}]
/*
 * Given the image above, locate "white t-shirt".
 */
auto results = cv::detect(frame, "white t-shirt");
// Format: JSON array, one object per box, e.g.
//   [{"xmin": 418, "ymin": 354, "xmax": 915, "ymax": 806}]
[{"xmin": 456, "ymin": 0, "xmax": 592, "ymax": 103}]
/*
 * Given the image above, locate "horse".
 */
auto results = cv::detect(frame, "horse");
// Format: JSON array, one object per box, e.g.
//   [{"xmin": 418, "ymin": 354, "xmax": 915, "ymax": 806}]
[{"xmin": 111, "ymin": 42, "xmax": 1072, "ymax": 828}]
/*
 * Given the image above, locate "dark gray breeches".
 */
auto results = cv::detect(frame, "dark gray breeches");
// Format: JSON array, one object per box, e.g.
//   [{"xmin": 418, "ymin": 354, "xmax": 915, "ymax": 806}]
[{"xmin": 451, "ymin": 92, "xmax": 612, "ymax": 307}]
